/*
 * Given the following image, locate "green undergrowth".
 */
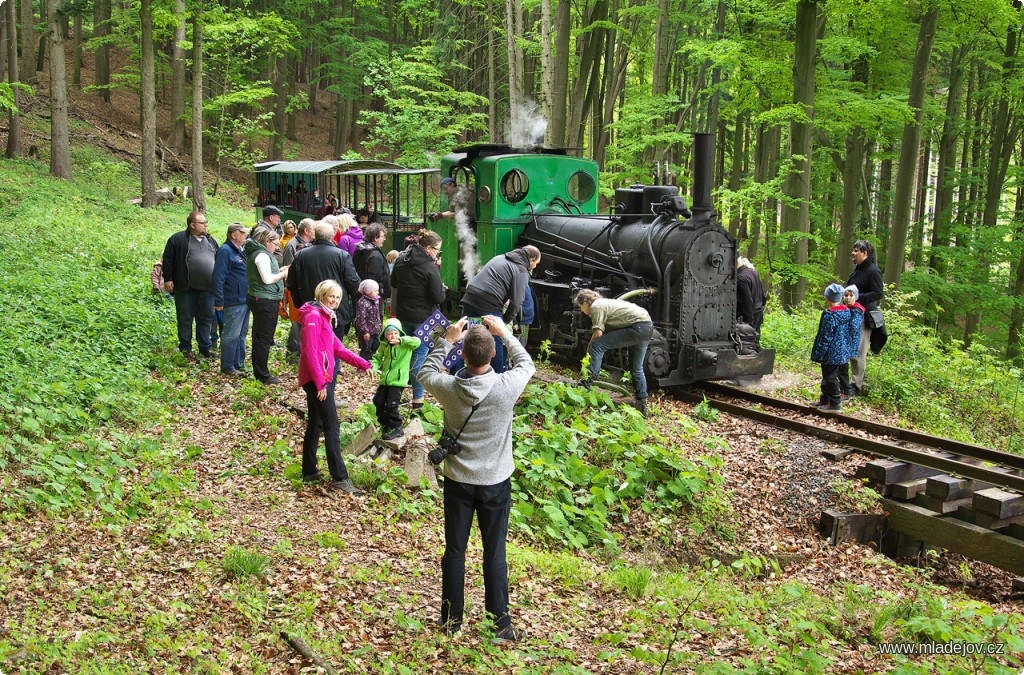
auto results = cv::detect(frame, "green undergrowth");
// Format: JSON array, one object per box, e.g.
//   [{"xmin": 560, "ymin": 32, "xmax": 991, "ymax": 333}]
[
  {"xmin": 762, "ymin": 289, "xmax": 1024, "ymax": 454},
  {"xmin": 0, "ymin": 149, "xmax": 252, "ymax": 516},
  {"xmin": 510, "ymin": 382, "xmax": 729, "ymax": 550}
]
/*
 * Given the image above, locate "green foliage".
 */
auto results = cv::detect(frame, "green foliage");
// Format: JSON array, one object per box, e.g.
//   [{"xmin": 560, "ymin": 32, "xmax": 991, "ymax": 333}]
[
  {"xmin": 222, "ymin": 546, "xmax": 271, "ymax": 580},
  {"xmin": 509, "ymin": 382, "xmax": 724, "ymax": 549},
  {"xmin": 360, "ymin": 44, "xmax": 489, "ymax": 166},
  {"xmin": 692, "ymin": 397, "xmax": 720, "ymax": 423},
  {"xmin": 831, "ymin": 477, "xmax": 882, "ymax": 513}
]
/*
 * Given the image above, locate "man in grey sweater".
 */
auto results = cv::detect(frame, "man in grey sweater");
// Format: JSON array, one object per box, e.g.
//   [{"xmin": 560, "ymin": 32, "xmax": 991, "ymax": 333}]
[{"xmin": 419, "ymin": 315, "xmax": 535, "ymax": 642}]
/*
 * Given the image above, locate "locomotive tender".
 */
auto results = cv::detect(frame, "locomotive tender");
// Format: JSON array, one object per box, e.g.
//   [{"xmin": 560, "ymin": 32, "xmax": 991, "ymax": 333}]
[{"xmin": 439, "ymin": 132, "xmax": 774, "ymax": 388}]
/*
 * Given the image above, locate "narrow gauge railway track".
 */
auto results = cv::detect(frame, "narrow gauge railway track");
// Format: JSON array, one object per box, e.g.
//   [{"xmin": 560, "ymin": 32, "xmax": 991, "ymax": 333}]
[
  {"xmin": 675, "ymin": 382, "xmax": 1024, "ymax": 578},
  {"xmin": 676, "ymin": 382, "xmax": 1024, "ymax": 494}
]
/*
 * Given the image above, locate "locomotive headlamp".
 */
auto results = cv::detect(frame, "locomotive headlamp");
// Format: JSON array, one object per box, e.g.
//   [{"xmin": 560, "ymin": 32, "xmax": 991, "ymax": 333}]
[{"xmin": 654, "ymin": 195, "xmax": 692, "ymax": 219}]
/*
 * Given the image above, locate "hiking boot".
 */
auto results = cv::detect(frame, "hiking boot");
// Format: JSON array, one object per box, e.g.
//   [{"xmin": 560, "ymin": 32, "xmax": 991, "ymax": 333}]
[
  {"xmin": 839, "ymin": 393, "xmax": 851, "ymax": 402},
  {"xmin": 575, "ymin": 379, "xmax": 592, "ymax": 391},
  {"xmin": 491, "ymin": 625, "xmax": 522, "ymax": 644},
  {"xmin": 221, "ymin": 369, "xmax": 245, "ymax": 377},
  {"xmin": 329, "ymin": 478, "xmax": 364, "ymax": 496},
  {"xmin": 818, "ymin": 402, "xmax": 842, "ymax": 413},
  {"xmin": 808, "ymin": 400, "xmax": 826, "ymax": 408},
  {"xmin": 411, "ymin": 400, "xmax": 424, "ymax": 411},
  {"xmin": 635, "ymin": 398, "xmax": 648, "ymax": 417},
  {"xmin": 381, "ymin": 428, "xmax": 404, "ymax": 441},
  {"xmin": 260, "ymin": 376, "xmax": 281, "ymax": 385},
  {"xmin": 301, "ymin": 472, "xmax": 324, "ymax": 484}
]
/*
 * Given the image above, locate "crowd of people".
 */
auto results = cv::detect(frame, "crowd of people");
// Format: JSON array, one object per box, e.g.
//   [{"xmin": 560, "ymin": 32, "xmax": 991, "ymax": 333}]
[{"xmin": 161, "ymin": 201, "xmax": 882, "ymax": 642}]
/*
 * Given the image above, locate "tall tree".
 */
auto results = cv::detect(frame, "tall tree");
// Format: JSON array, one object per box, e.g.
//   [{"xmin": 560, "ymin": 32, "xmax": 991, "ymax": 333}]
[
  {"xmin": 140, "ymin": 0, "xmax": 157, "ymax": 207},
  {"xmin": 48, "ymin": 0, "xmax": 72, "ymax": 179},
  {"xmin": 5, "ymin": 0, "xmax": 20, "ymax": 158},
  {"xmin": 72, "ymin": 9, "xmax": 82, "ymax": 88},
  {"xmin": 168, "ymin": 0, "xmax": 187, "ymax": 154},
  {"xmin": 548, "ymin": 0, "xmax": 569, "ymax": 147},
  {"xmin": 778, "ymin": 0, "xmax": 819, "ymax": 308},
  {"xmin": 929, "ymin": 44, "xmax": 968, "ymax": 274},
  {"xmin": 20, "ymin": 0, "xmax": 35, "ymax": 84},
  {"xmin": 505, "ymin": 0, "xmax": 524, "ymax": 116},
  {"xmin": 883, "ymin": 4, "xmax": 938, "ymax": 287},
  {"xmin": 94, "ymin": 0, "xmax": 111, "ymax": 102},
  {"xmin": 191, "ymin": 2, "xmax": 206, "ymax": 213}
]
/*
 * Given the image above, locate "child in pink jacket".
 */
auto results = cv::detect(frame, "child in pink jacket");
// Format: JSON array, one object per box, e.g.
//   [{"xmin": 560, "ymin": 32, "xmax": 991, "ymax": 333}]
[{"xmin": 298, "ymin": 280, "xmax": 372, "ymax": 495}]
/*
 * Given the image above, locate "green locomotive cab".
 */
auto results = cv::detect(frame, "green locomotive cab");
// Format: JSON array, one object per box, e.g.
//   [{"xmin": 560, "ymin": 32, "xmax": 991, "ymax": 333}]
[{"xmin": 435, "ymin": 145, "xmax": 600, "ymax": 293}]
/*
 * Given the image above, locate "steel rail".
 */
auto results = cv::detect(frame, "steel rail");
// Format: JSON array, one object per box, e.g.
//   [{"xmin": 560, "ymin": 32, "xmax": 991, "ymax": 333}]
[
  {"xmin": 697, "ymin": 382, "xmax": 1024, "ymax": 472},
  {"xmin": 674, "ymin": 390, "xmax": 1024, "ymax": 494}
]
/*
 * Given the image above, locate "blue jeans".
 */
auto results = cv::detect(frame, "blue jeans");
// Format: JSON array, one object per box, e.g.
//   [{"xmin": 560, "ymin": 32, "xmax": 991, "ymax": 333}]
[
  {"xmin": 402, "ymin": 320, "xmax": 429, "ymax": 401},
  {"xmin": 588, "ymin": 321, "xmax": 654, "ymax": 400},
  {"xmin": 441, "ymin": 477, "xmax": 512, "ymax": 632},
  {"xmin": 173, "ymin": 287, "xmax": 214, "ymax": 354},
  {"xmin": 462, "ymin": 303, "xmax": 507, "ymax": 373},
  {"xmin": 220, "ymin": 304, "xmax": 250, "ymax": 373}
]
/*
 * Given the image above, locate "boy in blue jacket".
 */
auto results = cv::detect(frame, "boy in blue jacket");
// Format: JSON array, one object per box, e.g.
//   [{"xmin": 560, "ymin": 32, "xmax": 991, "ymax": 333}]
[{"xmin": 810, "ymin": 283, "xmax": 854, "ymax": 412}]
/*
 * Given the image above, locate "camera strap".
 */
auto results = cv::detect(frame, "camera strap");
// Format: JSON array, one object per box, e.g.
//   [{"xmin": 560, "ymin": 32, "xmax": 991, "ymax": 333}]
[{"xmin": 446, "ymin": 403, "xmax": 481, "ymax": 442}]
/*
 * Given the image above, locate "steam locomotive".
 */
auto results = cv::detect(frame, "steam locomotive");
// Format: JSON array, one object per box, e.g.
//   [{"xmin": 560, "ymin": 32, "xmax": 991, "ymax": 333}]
[{"xmin": 435, "ymin": 133, "xmax": 774, "ymax": 388}]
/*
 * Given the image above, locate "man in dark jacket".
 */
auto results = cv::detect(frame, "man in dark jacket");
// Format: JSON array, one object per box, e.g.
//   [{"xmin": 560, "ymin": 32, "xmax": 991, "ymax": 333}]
[
  {"xmin": 846, "ymin": 239, "xmax": 884, "ymax": 395},
  {"xmin": 460, "ymin": 246, "xmax": 541, "ymax": 373},
  {"xmin": 162, "ymin": 211, "xmax": 219, "ymax": 358},
  {"xmin": 353, "ymin": 223, "xmax": 391, "ymax": 304},
  {"xmin": 212, "ymin": 223, "xmax": 250, "ymax": 376},
  {"xmin": 288, "ymin": 222, "xmax": 361, "ymax": 338},
  {"xmin": 736, "ymin": 256, "xmax": 766, "ymax": 334}
]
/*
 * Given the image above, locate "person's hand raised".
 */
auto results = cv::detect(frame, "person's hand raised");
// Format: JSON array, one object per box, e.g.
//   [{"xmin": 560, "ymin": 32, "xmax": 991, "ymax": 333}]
[
  {"xmin": 445, "ymin": 317, "xmax": 469, "ymax": 344},
  {"xmin": 481, "ymin": 315, "xmax": 507, "ymax": 337}
]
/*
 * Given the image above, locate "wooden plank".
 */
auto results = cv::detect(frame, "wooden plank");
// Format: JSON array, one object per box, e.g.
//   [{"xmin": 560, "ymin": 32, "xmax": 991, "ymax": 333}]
[
  {"xmin": 973, "ymin": 488, "xmax": 1024, "ymax": 519},
  {"xmin": 974, "ymin": 512, "xmax": 1024, "ymax": 530},
  {"xmin": 914, "ymin": 494, "xmax": 973, "ymax": 514},
  {"xmin": 819, "ymin": 510, "xmax": 882, "ymax": 545},
  {"xmin": 858, "ymin": 459, "xmax": 942, "ymax": 486},
  {"xmin": 821, "ymin": 447, "xmax": 853, "ymax": 461},
  {"xmin": 883, "ymin": 498, "xmax": 1024, "ymax": 575},
  {"xmin": 925, "ymin": 475, "xmax": 979, "ymax": 500},
  {"xmin": 891, "ymin": 479, "xmax": 928, "ymax": 501}
]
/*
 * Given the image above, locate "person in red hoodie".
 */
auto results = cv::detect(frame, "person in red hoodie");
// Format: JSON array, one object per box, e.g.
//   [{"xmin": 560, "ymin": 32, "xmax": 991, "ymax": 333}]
[{"xmin": 298, "ymin": 280, "xmax": 373, "ymax": 495}]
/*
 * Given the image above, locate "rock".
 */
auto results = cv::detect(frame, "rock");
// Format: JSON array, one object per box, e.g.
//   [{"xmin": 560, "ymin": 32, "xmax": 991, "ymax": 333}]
[
  {"xmin": 345, "ymin": 423, "xmax": 377, "ymax": 457},
  {"xmin": 404, "ymin": 437, "xmax": 438, "ymax": 490}
]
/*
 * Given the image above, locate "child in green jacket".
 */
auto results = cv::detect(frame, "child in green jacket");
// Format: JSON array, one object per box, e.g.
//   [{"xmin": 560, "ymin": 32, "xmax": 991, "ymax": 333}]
[{"xmin": 373, "ymin": 318, "xmax": 422, "ymax": 440}]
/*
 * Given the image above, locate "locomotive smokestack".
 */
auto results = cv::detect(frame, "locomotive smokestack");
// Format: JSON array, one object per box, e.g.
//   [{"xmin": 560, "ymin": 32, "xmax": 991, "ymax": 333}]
[{"xmin": 692, "ymin": 132, "xmax": 715, "ymax": 220}]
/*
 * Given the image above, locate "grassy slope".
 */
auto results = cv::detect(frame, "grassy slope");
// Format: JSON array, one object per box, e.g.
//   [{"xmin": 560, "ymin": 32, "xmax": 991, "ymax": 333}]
[{"xmin": 0, "ymin": 147, "xmax": 1022, "ymax": 673}]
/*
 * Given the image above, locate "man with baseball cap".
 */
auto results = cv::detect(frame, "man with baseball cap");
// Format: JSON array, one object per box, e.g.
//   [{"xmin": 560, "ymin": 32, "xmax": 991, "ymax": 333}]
[
  {"xmin": 254, "ymin": 205, "xmax": 285, "ymax": 263},
  {"xmin": 430, "ymin": 177, "xmax": 475, "ymax": 222},
  {"xmin": 213, "ymin": 223, "xmax": 251, "ymax": 376}
]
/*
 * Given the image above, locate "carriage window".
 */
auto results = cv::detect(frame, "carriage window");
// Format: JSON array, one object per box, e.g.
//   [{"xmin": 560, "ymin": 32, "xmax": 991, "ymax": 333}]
[
  {"xmin": 500, "ymin": 169, "xmax": 529, "ymax": 204},
  {"xmin": 568, "ymin": 170, "xmax": 596, "ymax": 204}
]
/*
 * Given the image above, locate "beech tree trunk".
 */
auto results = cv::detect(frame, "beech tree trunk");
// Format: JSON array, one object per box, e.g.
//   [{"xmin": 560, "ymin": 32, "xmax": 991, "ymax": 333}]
[
  {"xmin": 778, "ymin": 0, "xmax": 818, "ymax": 308},
  {"xmin": 48, "ymin": 0, "xmax": 72, "ymax": 180},
  {"xmin": 930, "ymin": 44, "xmax": 966, "ymax": 274},
  {"xmin": 548, "ymin": 0, "xmax": 569, "ymax": 147},
  {"xmin": 168, "ymin": 0, "xmax": 187, "ymax": 154},
  {"xmin": 191, "ymin": 4, "xmax": 206, "ymax": 213},
  {"xmin": 20, "ymin": 0, "xmax": 34, "ymax": 85},
  {"xmin": 1006, "ymin": 175, "xmax": 1024, "ymax": 360},
  {"xmin": 883, "ymin": 5, "xmax": 938, "ymax": 288},
  {"xmin": 94, "ymin": 0, "xmax": 110, "ymax": 102},
  {"xmin": 836, "ymin": 129, "xmax": 863, "ymax": 276},
  {"xmin": 72, "ymin": 12, "xmax": 82, "ymax": 88},
  {"xmin": 5, "ymin": 0, "xmax": 20, "ymax": 158},
  {"xmin": 540, "ymin": 0, "xmax": 552, "ymax": 139},
  {"xmin": 141, "ymin": 0, "xmax": 157, "ymax": 208},
  {"xmin": 505, "ymin": 0, "xmax": 524, "ymax": 115},
  {"xmin": 488, "ymin": 0, "xmax": 496, "ymax": 140}
]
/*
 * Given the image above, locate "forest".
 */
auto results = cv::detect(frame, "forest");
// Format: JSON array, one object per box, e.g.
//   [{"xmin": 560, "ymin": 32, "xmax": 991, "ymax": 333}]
[{"xmin": 3, "ymin": 0, "xmax": 1024, "ymax": 353}]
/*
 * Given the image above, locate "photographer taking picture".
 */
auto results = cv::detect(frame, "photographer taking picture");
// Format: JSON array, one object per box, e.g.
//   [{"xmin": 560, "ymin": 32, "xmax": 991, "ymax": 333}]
[{"xmin": 418, "ymin": 315, "xmax": 536, "ymax": 642}]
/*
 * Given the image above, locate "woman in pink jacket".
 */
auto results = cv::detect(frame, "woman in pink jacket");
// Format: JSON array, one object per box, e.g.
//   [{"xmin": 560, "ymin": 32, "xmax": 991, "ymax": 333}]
[{"xmin": 299, "ymin": 280, "xmax": 372, "ymax": 495}]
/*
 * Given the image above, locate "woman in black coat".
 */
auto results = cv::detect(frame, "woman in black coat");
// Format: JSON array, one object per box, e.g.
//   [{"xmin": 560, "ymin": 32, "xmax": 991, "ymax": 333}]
[
  {"xmin": 390, "ymin": 230, "xmax": 446, "ymax": 408},
  {"xmin": 846, "ymin": 239, "xmax": 884, "ymax": 395}
]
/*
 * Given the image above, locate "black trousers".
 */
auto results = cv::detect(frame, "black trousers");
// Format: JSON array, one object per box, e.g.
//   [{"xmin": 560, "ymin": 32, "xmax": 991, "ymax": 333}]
[
  {"xmin": 820, "ymin": 362, "xmax": 842, "ymax": 405},
  {"xmin": 302, "ymin": 380, "xmax": 348, "ymax": 480},
  {"xmin": 373, "ymin": 385, "xmax": 403, "ymax": 432},
  {"xmin": 440, "ymin": 477, "xmax": 512, "ymax": 632},
  {"xmin": 247, "ymin": 296, "xmax": 279, "ymax": 382}
]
